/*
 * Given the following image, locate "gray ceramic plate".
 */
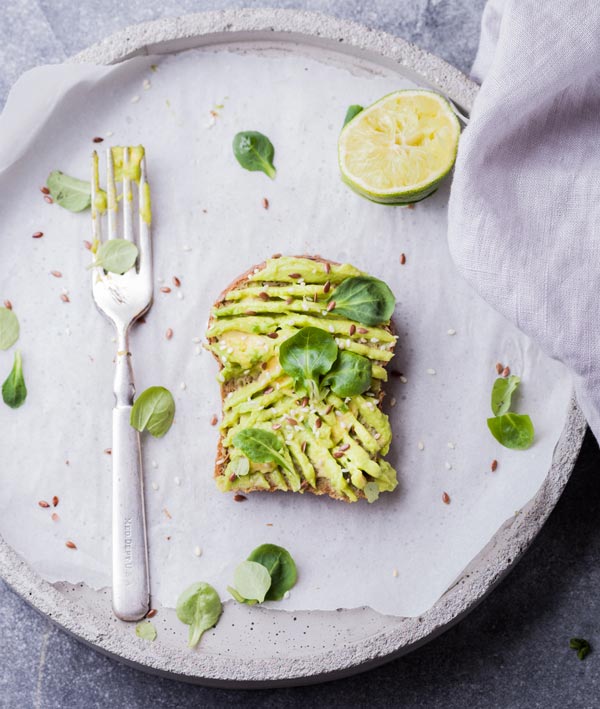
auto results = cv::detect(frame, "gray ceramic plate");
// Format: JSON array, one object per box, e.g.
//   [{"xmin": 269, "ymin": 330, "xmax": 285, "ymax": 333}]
[{"xmin": 0, "ymin": 9, "xmax": 586, "ymax": 688}]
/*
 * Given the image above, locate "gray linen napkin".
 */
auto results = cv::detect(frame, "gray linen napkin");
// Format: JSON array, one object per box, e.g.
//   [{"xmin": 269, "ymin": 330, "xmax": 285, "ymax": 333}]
[{"xmin": 448, "ymin": 0, "xmax": 600, "ymax": 438}]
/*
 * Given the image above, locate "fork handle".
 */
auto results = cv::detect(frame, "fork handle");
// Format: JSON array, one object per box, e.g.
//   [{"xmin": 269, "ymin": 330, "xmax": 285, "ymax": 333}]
[{"xmin": 112, "ymin": 405, "xmax": 150, "ymax": 621}]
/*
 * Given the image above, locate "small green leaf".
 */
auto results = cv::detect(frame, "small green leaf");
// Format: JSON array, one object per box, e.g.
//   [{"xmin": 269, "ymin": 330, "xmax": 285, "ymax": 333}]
[
  {"xmin": 343, "ymin": 104, "xmax": 363, "ymax": 127},
  {"xmin": 570, "ymin": 637, "xmax": 591, "ymax": 660},
  {"xmin": 232, "ymin": 560, "xmax": 272, "ymax": 603},
  {"xmin": 0, "ymin": 307, "xmax": 19, "ymax": 350},
  {"xmin": 135, "ymin": 621, "xmax": 157, "ymax": 642},
  {"xmin": 232, "ymin": 428, "xmax": 293, "ymax": 474},
  {"xmin": 322, "ymin": 350, "xmax": 372, "ymax": 397},
  {"xmin": 89, "ymin": 239, "xmax": 139, "ymax": 275},
  {"xmin": 364, "ymin": 482, "xmax": 380, "ymax": 503},
  {"xmin": 487, "ymin": 413, "xmax": 534, "ymax": 450},
  {"xmin": 247, "ymin": 544, "xmax": 297, "ymax": 601},
  {"xmin": 279, "ymin": 327, "xmax": 338, "ymax": 398},
  {"xmin": 2, "ymin": 351, "xmax": 26, "ymax": 409},
  {"xmin": 329, "ymin": 276, "xmax": 395, "ymax": 326},
  {"xmin": 130, "ymin": 386, "xmax": 175, "ymax": 438},
  {"xmin": 176, "ymin": 582, "xmax": 222, "ymax": 648},
  {"xmin": 491, "ymin": 375, "xmax": 521, "ymax": 416},
  {"xmin": 47, "ymin": 171, "xmax": 92, "ymax": 212},
  {"xmin": 232, "ymin": 131, "xmax": 276, "ymax": 179}
]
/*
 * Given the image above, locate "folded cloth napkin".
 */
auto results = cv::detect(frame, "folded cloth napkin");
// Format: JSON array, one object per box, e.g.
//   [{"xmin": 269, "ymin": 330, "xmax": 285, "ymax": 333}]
[{"xmin": 448, "ymin": 0, "xmax": 600, "ymax": 439}]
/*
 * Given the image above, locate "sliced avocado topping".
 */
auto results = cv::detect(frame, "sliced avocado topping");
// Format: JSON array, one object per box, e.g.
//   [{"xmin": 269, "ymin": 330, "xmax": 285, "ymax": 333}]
[{"xmin": 208, "ymin": 256, "xmax": 399, "ymax": 502}]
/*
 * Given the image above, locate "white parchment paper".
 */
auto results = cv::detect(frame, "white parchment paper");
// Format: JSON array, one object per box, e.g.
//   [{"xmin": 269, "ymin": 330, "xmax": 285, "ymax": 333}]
[{"xmin": 0, "ymin": 45, "xmax": 572, "ymax": 617}]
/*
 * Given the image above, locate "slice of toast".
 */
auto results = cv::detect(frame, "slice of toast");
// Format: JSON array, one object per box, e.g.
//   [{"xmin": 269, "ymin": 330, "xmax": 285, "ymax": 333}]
[{"xmin": 206, "ymin": 255, "xmax": 398, "ymax": 502}]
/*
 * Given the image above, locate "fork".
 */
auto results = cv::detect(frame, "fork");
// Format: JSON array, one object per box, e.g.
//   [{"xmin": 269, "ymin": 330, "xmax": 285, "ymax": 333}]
[{"xmin": 91, "ymin": 146, "xmax": 153, "ymax": 621}]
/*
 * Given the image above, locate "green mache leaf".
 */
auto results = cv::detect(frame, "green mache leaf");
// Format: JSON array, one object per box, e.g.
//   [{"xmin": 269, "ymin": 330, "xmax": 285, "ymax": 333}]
[
  {"xmin": 343, "ymin": 104, "xmax": 364, "ymax": 127},
  {"xmin": 491, "ymin": 375, "xmax": 521, "ymax": 416},
  {"xmin": 363, "ymin": 482, "xmax": 380, "ymax": 504},
  {"xmin": 232, "ymin": 560, "xmax": 272, "ymax": 603},
  {"xmin": 2, "ymin": 351, "xmax": 26, "ymax": 409},
  {"xmin": 176, "ymin": 581, "xmax": 222, "ymax": 648},
  {"xmin": 322, "ymin": 350, "xmax": 372, "ymax": 398},
  {"xmin": 47, "ymin": 170, "xmax": 92, "ymax": 212},
  {"xmin": 279, "ymin": 327, "xmax": 338, "ymax": 398},
  {"xmin": 135, "ymin": 621, "xmax": 157, "ymax": 642},
  {"xmin": 130, "ymin": 386, "xmax": 175, "ymax": 438},
  {"xmin": 487, "ymin": 413, "xmax": 534, "ymax": 450},
  {"xmin": 247, "ymin": 544, "xmax": 297, "ymax": 601},
  {"xmin": 329, "ymin": 276, "xmax": 395, "ymax": 326},
  {"xmin": 570, "ymin": 637, "xmax": 591, "ymax": 660},
  {"xmin": 0, "ymin": 307, "xmax": 19, "ymax": 350},
  {"xmin": 90, "ymin": 239, "xmax": 139, "ymax": 275},
  {"xmin": 232, "ymin": 428, "xmax": 294, "ymax": 474},
  {"xmin": 232, "ymin": 131, "xmax": 276, "ymax": 179}
]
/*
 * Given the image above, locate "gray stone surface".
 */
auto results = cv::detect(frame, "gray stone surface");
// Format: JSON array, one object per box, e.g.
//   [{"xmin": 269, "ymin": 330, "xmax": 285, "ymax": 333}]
[{"xmin": 2, "ymin": 1, "xmax": 599, "ymax": 707}]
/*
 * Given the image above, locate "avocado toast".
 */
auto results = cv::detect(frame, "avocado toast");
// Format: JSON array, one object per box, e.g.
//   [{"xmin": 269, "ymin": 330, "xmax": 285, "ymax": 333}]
[{"xmin": 206, "ymin": 255, "xmax": 399, "ymax": 502}]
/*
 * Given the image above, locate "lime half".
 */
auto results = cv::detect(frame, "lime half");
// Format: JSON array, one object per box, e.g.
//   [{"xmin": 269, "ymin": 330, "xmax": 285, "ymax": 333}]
[{"xmin": 338, "ymin": 90, "xmax": 460, "ymax": 205}]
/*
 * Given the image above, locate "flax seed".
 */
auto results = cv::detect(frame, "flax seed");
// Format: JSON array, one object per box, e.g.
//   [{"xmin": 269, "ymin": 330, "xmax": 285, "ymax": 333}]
[
  {"xmin": 51, "ymin": 513, "xmax": 60, "ymax": 522},
  {"xmin": 65, "ymin": 540, "xmax": 77, "ymax": 549},
  {"xmin": 325, "ymin": 404, "xmax": 333, "ymax": 415},
  {"xmin": 229, "ymin": 473, "xmax": 236, "ymax": 482},
  {"xmin": 40, "ymin": 186, "xmax": 50, "ymax": 195},
  {"xmin": 315, "ymin": 417, "xmax": 322, "ymax": 429},
  {"xmin": 104, "ymin": 448, "xmax": 112, "ymax": 455},
  {"xmin": 234, "ymin": 494, "xmax": 247, "ymax": 502},
  {"xmin": 442, "ymin": 492, "xmax": 451, "ymax": 504},
  {"xmin": 349, "ymin": 324, "xmax": 356, "ymax": 336},
  {"xmin": 272, "ymin": 423, "xmax": 282, "ymax": 430},
  {"xmin": 301, "ymin": 441, "xmax": 307, "ymax": 453},
  {"xmin": 491, "ymin": 459, "xmax": 498, "ymax": 472},
  {"xmin": 323, "ymin": 280, "xmax": 331, "ymax": 294},
  {"xmin": 165, "ymin": 328, "xmax": 173, "ymax": 340},
  {"xmin": 264, "ymin": 387, "xmax": 274, "ymax": 395},
  {"xmin": 160, "ymin": 286, "xmax": 171, "ymax": 294},
  {"xmin": 44, "ymin": 196, "xmax": 53, "ymax": 204},
  {"xmin": 326, "ymin": 300, "xmax": 336, "ymax": 312},
  {"xmin": 325, "ymin": 262, "xmax": 331, "ymax": 274},
  {"xmin": 92, "ymin": 136, "xmax": 104, "ymax": 143},
  {"xmin": 52, "ymin": 496, "xmax": 59, "ymax": 507},
  {"xmin": 502, "ymin": 366, "xmax": 511, "ymax": 377},
  {"xmin": 286, "ymin": 417, "xmax": 298, "ymax": 426},
  {"xmin": 3, "ymin": 300, "xmax": 12, "ymax": 310},
  {"xmin": 286, "ymin": 296, "xmax": 293, "ymax": 305},
  {"xmin": 333, "ymin": 450, "xmax": 344, "ymax": 459},
  {"xmin": 210, "ymin": 414, "xmax": 218, "ymax": 426},
  {"xmin": 38, "ymin": 500, "xmax": 50, "ymax": 508},
  {"xmin": 258, "ymin": 292, "xmax": 269, "ymax": 301},
  {"xmin": 400, "ymin": 253, "xmax": 406, "ymax": 265},
  {"xmin": 51, "ymin": 270, "xmax": 62, "ymax": 278},
  {"xmin": 244, "ymin": 310, "xmax": 257, "ymax": 316},
  {"xmin": 146, "ymin": 609, "xmax": 157, "ymax": 619},
  {"xmin": 339, "ymin": 443, "xmax": 350, "ymax": 451},
  {"xmin": 289, "ymin": 273, "xmax": 301, "ymax": 279},
  {"xmin": 173, "ymin": 276, "xmax": 181, "ymax": 287},
  {"xmin": 83, "ymin": 240, "xmax": 92, "ymax": 250},
  {"xmin": 267, "ymin": 332, "xmax": 279, "ymax": 339},
  {"xmin": 358, "ymin": 327, "xmax": 368, "ymax": 334},
  {"xmin": 32, "ymin": 231, "xmax": 44, "ymax": 238},
  {"xmin": 262, "ymin": 197, "xmax": 269, "ymax": 209},
  {"xmin": 60, "ymin": 294, "xmax": 70, "ymax": 303},
  {"xmin": 271, "ymin": 253, "xmax": 282, "ymax": 258},
  {"xmin": 495, "ymin": 362, "xmax": 503, "ymax": 374}
]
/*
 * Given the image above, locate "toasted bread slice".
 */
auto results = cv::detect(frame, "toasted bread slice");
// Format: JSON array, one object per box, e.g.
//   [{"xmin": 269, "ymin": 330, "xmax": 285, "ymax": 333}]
[{"xmin": 206, "ymin": 255, "xmax": 398, "ymax": 502}]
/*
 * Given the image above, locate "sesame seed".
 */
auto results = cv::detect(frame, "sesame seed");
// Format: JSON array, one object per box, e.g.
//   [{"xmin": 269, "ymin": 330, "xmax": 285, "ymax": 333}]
[
  {"xmin": 177, "ymin": 292, "xmax": 184, "ymax": 300},
  {"xmin": 151, "ymin": 460, "xmax": 158, "ymax": 469},
  {"xmin": 151, "ymin": 482, "xmax": 159, "ymax": 491},
  {"xmin": 323, "ymin": 280, "xmax": 331, "ymax": 294},
  {"xmin": 328, "ymin": 325, "xmax": 334, "ymax": 333},
  {"xmin": 390, "ymin": 397, "xmax": 397, "ymax": 407},
  {"xmin": 183, "ymin": 245, "xmax": 192, "ymax": 252},
  {"xmin": 105, "ymin": 131, "xmax": 114, "ymax": 137},
  {"xmin": 143, "ymin": 79, "xmax": 151, "ymax": 90},
  {"xmin": 195, "ymin": 345, "xmax": 202, "ymax": 355},
  {"xmin": 194, "ymin": 546, "xmax": 202, "ymax": 557},
  {"xmin": 447, "ymin": 442, "xmax": 456, "ymax": 449},
  {"xmin": 192, "ymin": 336, "xmax": 201, "ymax": 343},
  {"xmin": 418, "ymin": 441, "xmax": 425, "ymax": 451},
  {"xmin": 174, "ymin": 476, "xmax": 181, "ymax": 486},
  {"xmin": 131, "ymin": 95, "xmax": 140, "ymax": 103},
  {"xmin": 447, "ymin": 328, "xmax": 456, "ymax": 335},
  {"xmin": 392, "ymin": 568, "xmax": 399, "ymax": 578},
  {"xmin": 427, "ymin": 368, "xmax": 436, "ymax": 375},
  {"xmin": 104, "ymin": 448, "xmax": 112, "ymax": 455},
  {"xmin": 43, "ymin": 196, "xmax": 53, "ymax": 204},
  {"xmin": 400, "ymin": 375, "xmax": 408, "ymax": 384},
  {"xmin": 180, "ymin": 382, "xmax": 186, "ymax": 390},
  {"xmin": 333, "ymin": 450, "xmax": 344, "ymax": 459},
  {"xmin": 374, "ymin": 432, "xmax": 381, "ymax": 440},
  {"xmin": 272, "ymin": 422, "xmax": 282, "ymax": 430},
  {"xmin": 289, "ymin": 273, "xmax": 301, "ymax": 279},
  {"xmin": 283, "ymin": 591, "xmax": 290, "ymax": 599},
  {"xmin": 445, "ymin": 462, "xmax": 452, "ymax": 470},
  {"xmin": 83, "ymin": 240, "xmax": 92, "ymax": 250}
]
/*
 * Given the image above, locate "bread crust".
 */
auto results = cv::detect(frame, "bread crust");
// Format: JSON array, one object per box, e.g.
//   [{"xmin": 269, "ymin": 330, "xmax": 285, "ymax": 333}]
[{"xmin": 207, "ymin": 255, "xmax": 395, "ymax": 502}]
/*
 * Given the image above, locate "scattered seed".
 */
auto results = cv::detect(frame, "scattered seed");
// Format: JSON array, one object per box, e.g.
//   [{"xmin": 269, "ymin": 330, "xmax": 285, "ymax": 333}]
[
  {"xmin": 258, "ymin": 292, "xmax": 269, "ymax": 301},
  {"xmin": 357, "ymin": 327, "xmax": 368, "ymax": 334},
  {"xmin": 40, "ymin": 186, "xmax": 50, "ymax": 195},
  {"xmin": 163, "ymin": 508, "xmax": 172, "ymax": 520},
  {"xmin": 333, "ymin": 450, "xmax": 344, "ymax": 459},
  {"xmin": 244, "ymin": 310, "xmax": 257, "ymax": 316},
  {"xmin": 339, "ymin": 443, "xmax": 350, "ymax": 451},
  {"xmin": 447, "ymin": 442, "xmax": 456, "ymax": 449},
  {"xmin": 210, "ymin": 414, "xmax": 218, "ymax": 426},
  {"xmin": 262, "ymin": 197, "xmax": 269, "ymax": 209},
  {"xmin": 349, "ymin": 324, "xmax": 356, "ymax": 336},
  {"xmin": 177, "ymin": 292, "xmax": 184, "ymax": 300},
  {"xmin": 325, "ymin": 262, "xmax": 331, "ymax": 274},
  {"xmin": 326, "ymin": 300, "xmax": 336, "ymax": 312},
  {"xmin": 32, "ymin": 231, "xmax": 44, "ymax": 238},
  {"xmin": 325, "ymin": 404, "xmax": 333, "ymax": 415},
  {"xmin": 390, "ymin": 397, "xmax": 397, "ymax": 407},
  {"xmin": 272, "ymin": 422, "xmax": 282, "ymax": 430},
  {"xmin": 286, "ymin": 417, "xmax": 298, "ymax": 426},
  {"xmin": 264, "ymin": 387, "xmax": 274, "ymax": 395},
  {"xmin": 442, "ymin": 492, "xmax": 451, "ymax": 504},
  {"xmin": 447, "ymin": 328, "xmax": 456, "ymax": 336},
  {"xmin": 3, "ymin": 300, "xmax": 12, "ymax": 310},
  {"xmin": 315, "ymin": 417, "xmax": 322, "ymax": 429},
  {"xmin": 104, "ymin": 448, "xmax": 112, "ymax": 455},
  {"xmin": 160, "ymin": 286, "xmax": 171, "ymax": 294},
  {"xmin": 44, "ymin": 196, "xmax": 53, "ymax": 204},
  {"xmin": 234, "ymin": 494, "xmax": 247, "ymax": 502},
  {"xmin": 400, "ymin": 253, "xmax": 406, "ymax": 265},
  {"xmin": 229, "ymin": 473, "xmax": 236, "ymax": 482},
  {"xmin": 65, "ymin": 540, "xmax": 77, "ymax": 549},
  {"xmin": 105, "ymin": 131, "xmax": 114, "ymax": 137},
  {"xmin": 502, "ymin": 366, "xmax": 511, "ymax": 377},
  {"xmin": 174, "ymin": 476, "xmax": 181, "ymax": 486},
  {"xmin": 495, "ymin": 362, "xmax": 504, "ymax": 374},
  {"xmin": 301, "ymin": 441, "xmax": 307, "ymax": 453},
  {"xmin": 392, "ymin": 568, "xmax": 399, "ymax": 578},
  {"xmin": 151, "ymin": 460, "xmax": 158, "ymax": 469},
  {"xmin": 151, "ymin": 482, "xmax": 159, "ymax": 491},
  {"xmin": 52, "ymin": 496, "xmax": 59, "ymax": 507},
  {"xmin": 92, "ymin": 136, "xmax": 104, "ymax": 143},
  {"xmin": 418, "ymin": 441, "xmax": 425, "ymax": 451},
  {"xmin": 83, "ymin": 240, "xmax": 92, "ymax": 250},
  {"xmin": 50, "ymin": 270, "xmax": 62, "ymax": 278},
  {"xmin": 60, "ymin": 294, "xmax": 70, "ymax": 303},
  {"xmin": 51, "ymin": 513, "xmax": 60, "ymax": 522},
  {"xmin": 323, "ymin": 280, "xmax": 331, "ymax": 294},
  {"xmin": 491, "ymin": 459, "xmax": 498, "ymax": 472},
  {"xmin": 374, "ymin": 432, "xmax": 381, "ymax": 440},
  {"xmin": 194, "ymin": 546, "xmax": 202, "ymax": 557},
  {"xmin": 173, "ymin": 276, "xmax": 181, "ymax": 287},
  {"xmin": 286, "ymin": 296, "xmax": 294, "ymax": 305},
  {"xmin": 131, "ymin": 95, "xmax": 140, "ymax": 103},
  {"xmin": 192, "ymin": 336, "xmax": 202, "ymax": 344},
  {"xmin": 427, "ymin": 368, "xmax": 436, "ymax": 375},
  {"xmin": 38, "ymin": 500, "xmax": 50, "ymax": 508},
  {"xmin": 445, "ymin": 462, "xmax": 452, "ymax": 470},
  {"xmin": 146, "ymin": 609, "xmax": 157, "ymax": 618},
  {"xmin": 400, "ymin": 375, "xmax": 408, "ymax": 384},
  {"xmin": 165, "ymin": 328, "xmax": 173, "ymax": 340},
  {"xmin": 271, "ymin": 253, "xmax": 282, "ymax": 259},
  {"xmin": 289, "ymin": 273, "xmax": 303, "ymax": 280},
  {"xmin": 180, "ymin": 382, "xmax": 186, "ymax": 390}
]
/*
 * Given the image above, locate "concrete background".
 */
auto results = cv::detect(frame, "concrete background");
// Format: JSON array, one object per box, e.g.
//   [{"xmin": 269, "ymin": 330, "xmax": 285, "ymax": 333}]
[{"xmin": 2, "ymin": 2, "xmax": 599, "ymax": 707}]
